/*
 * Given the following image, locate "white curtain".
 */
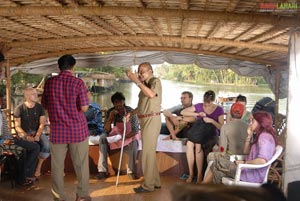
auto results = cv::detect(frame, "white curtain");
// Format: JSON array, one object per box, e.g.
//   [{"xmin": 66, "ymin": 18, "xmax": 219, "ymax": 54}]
[{"xmin": 284, "ymin": 29, "xmax": 300, "ymax": 191}]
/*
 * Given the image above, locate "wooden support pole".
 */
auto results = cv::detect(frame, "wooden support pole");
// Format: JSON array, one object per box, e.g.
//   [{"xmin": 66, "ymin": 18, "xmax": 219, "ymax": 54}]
[
  {"xmin": 275, "ymin": 65, "xmax": 280, "ymax": 126},
  {"xmin": 5, "ymin": 59, "xmax": 12, "ymax": 131}
]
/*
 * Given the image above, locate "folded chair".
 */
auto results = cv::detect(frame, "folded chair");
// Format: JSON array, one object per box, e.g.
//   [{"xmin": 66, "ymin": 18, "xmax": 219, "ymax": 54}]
[{"xmin": 222, "ymin": 145, "xmax": 283, "ymax": 187}]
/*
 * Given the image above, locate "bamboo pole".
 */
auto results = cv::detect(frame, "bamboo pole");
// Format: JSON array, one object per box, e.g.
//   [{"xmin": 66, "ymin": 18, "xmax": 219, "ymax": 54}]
[
  {"xmin": 5, "ymin": 59, "xmax": 12, "ymax": 131},
  {"xmin": 10, "ymin": 35, "xmax": 288, "ymax": 53},
  {"xmin": 274, "ymin": 65, "xmax": 280, "ymax": 127}
]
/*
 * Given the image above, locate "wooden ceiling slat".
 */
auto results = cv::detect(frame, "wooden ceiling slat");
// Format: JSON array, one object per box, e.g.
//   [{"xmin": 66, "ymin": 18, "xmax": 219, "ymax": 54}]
[
  {"xmin": 9, "ymin": 34, "xmax": 288, "ymax": 53},
  {"xmin": 1, "ymin": 1, "xmax": 297, "ymax": 68},
  {"xmin": 110, "ymin": 16, "xmax": 136, "ymax": 35},
  {"xmin": 86, "ymin": 16, "xmax": 123, "ymax": 35},
  {"xmin": 207, "ymin": 21, "xmax": 224, "ymax": 39},
  {"xmin": 226, "ymin": 0, "xmax": 240, "ymax": 12},
  {"xmin": 0, "ymin": 6, "xmax": 298, "ymax": 28},
  {"xmin": 247, "ymin": 27, "xmax": 289, "ymax": 43},
  {"xmin": 180, "ymin": 0, "xmax": 190, "ymax": 10},
  {"xmin": 147, "ymin": 16, "xmax": 163, "ymax": 36}
]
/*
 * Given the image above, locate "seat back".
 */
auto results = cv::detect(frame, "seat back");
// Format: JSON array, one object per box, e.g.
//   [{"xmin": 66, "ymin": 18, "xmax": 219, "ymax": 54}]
[
  {"xmin": 222, "ymin": 145, "xmax": 283, "ymax": 187},
  {"xmin": 262, "ymin": 145, "xmax": 283, "ymax": 183}
]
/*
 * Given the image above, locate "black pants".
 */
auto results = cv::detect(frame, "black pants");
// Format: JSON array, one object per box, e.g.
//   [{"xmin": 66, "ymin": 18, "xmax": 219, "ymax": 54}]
[{"xmin": 14, "ymin": 138, "xmax": 40, "ymax": 178}]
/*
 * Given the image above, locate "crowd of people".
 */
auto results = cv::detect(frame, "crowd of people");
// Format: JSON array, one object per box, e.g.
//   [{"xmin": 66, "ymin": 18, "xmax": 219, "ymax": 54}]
[{"xmin": 0, "ymin": 52, "xmax": 281, "ymax": 200}]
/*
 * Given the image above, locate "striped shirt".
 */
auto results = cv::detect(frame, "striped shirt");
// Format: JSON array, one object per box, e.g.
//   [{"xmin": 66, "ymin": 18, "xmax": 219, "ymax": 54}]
[{"xmin": 41, "ymin": 71, "xmax": 89, "ymax": 144}]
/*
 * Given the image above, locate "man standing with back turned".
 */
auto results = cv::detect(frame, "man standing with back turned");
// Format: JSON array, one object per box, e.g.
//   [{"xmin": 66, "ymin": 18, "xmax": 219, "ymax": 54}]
[
  {"xmin": 126, "ymin": 62, "xmax": 162, "ymax": 193},
  {"xmin": 42, "ymin": 55, "xmax": 91, "ymax": 201}
]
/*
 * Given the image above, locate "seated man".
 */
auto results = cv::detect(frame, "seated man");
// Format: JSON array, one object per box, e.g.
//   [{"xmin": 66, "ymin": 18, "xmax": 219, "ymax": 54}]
[
  {"xmin": 205, "ymin": 102, "xmax": 248, "ymax": 175},
  {"xmin": 162, "ymin": 91, "xmax": 195, "ymax": 140},
  {"xmin": 218, "ymin": 102, "xmax": 248, "ymax": 154},
  {"xmin": 14, "ymin": 87, "xmax": 50, "ymax": 178},
  {"xmin": 95, "ymin": 92, "xmax": 140, "ymax": 180},
  {"xmin": 1, "ymin": 53, "xmax": 39, "ymax": 185}
]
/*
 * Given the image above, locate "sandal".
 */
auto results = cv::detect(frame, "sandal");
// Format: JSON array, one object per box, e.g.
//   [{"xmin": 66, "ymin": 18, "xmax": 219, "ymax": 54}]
[
  {"xmin": 26, "ymin": 176, "xmax": 39, "ymax": 182},
  {"xmin": 21, "ymin": 179, "xmax": 34, "ymax": 186}
]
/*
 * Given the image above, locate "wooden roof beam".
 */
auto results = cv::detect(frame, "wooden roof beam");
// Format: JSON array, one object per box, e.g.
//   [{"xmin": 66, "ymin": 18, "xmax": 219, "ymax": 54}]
[
  {"xmin": 138, "ymin": 0, "xmax": 147, "ymax": 8},
  {"xmin": 110, "ymin": 16, "xmax": 136, "ymax": 35},
  {"xmin": 147, "ymin": 17, "xmax": 163, "ymax": 36},
  {"xmin": 167, "ymin": 18, "xmax": 173, "ymax": 36},
  {"xmin": 181, "ymin": 18, "xmax": 189, "ymax": 38},
  {"xmin": 0, "ymin": 6, "xmax": 298, "ymax": 28},
  {"xmin": 247, "ymin": 26, "xmax": 289, "ymax": 43},
  {"xmin": 261, "ymin": 31, "xmax": 289, "ymax": 43},
  {"xmin": 9, "ymin": 46, "xmax": 278, "ymax": 66},
  {"xmin": 180, "ymin": 0, "xmax": 190, "ymax": 10},
  {"xmin": 207, "ymin": 22, "xmax": 224, "ymax": 39},
  {"xmin": 64, "ymin": 0, "xmax": 78, "ymax": 6},
  {"xmin": 86, "ymin": 16, "xmax": 123, "ymax": 35},
  {"xmin": 226, "ymin": 0, "xmax": 240, "ymax": 12},
  {"xmin": 9, "ymin": 35, "xmax": 288, "ymax": 52}
]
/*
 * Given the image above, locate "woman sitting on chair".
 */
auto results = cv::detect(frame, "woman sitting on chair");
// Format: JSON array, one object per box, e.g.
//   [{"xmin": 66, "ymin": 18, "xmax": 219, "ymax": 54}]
[{"xmin": 202, "ymin": 111, "xmax": 277, "ymax": 184}]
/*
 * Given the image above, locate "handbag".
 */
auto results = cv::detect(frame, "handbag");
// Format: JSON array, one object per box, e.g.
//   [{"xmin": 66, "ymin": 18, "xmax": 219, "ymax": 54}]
[{"xmin": 187, "ymin": 119, "xmax": 215, "ymax": 144}]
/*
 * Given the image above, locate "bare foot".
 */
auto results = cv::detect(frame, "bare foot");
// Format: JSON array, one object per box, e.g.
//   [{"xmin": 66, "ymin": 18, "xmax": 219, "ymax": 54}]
[
  {"xmin": 186, "ymin": 176, "xmax": 193, "ymax": 183},
  {"xmin": 196, "ymin": 175, "xmax": 203, "ymax": 184},
  {"xmin": 34, "ymin": 171, "xmax": 41, "ymax": 178}
]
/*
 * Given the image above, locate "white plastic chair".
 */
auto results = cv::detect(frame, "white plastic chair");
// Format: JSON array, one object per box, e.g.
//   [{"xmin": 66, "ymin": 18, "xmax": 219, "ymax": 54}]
[{"xmin": 222, "ymin": 145, "xmax": 283, "ymax": 187}]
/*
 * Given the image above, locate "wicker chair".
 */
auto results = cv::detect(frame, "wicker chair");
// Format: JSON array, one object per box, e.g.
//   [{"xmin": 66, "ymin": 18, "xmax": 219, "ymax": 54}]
[{"xmin": 268, "ymin": 113, "xmax": 287, "ymax": 189}]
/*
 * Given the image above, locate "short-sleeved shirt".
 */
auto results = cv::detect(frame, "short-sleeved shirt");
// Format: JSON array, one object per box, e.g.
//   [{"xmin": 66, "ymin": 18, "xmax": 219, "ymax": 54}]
[
  {"xmin": 137, "ymin": 76, "xmax": 162, "ymax": 115},
  {"xmin": 194, "ymin": 103, "xmax": 224, "ymax": 135},
  {"xmin": 41, "ymin": 70, "xmax": 89, "ymax": 144},
  {"xmin": 105, "ymin": 105, "xmax": 139, "ymax": 134},
  {"xmin": 219, "ymin": 119, "xmax": 248, "ymax": 154},
  {"xmin": 240, "ymin": 132, "xmax": 276, "ymax": 183},
  {"xmin": 168, "ymin": 104, "xmax": 192, "ymax": 116},
  {"xmin": 14, "ymin": 103, "xmax": 45, "ymax": 134}
]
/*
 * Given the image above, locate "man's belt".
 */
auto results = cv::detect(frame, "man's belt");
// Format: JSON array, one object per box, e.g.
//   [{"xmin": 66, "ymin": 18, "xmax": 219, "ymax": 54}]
[{"xmin": 138, "ymin": 112, "xmax": 161, "ymax": 119}]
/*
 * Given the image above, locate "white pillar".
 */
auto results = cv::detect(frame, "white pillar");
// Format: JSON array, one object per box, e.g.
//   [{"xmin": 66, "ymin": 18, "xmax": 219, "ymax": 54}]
[{"xmin": 284, "ymin": 29, "xmax": 300, "ymax": 192}]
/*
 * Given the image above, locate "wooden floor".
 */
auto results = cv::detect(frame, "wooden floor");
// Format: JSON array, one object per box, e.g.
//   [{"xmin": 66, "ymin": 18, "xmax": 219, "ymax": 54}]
[{"xmin": 0, "ymin": 172, "xmax": 187, "ymax": 201}]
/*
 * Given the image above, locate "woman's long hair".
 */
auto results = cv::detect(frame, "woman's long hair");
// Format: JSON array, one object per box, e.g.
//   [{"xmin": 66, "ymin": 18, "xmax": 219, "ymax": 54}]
[{"xmin": 252, "ymin": 111, "xmax": 278, "ymax": 145}]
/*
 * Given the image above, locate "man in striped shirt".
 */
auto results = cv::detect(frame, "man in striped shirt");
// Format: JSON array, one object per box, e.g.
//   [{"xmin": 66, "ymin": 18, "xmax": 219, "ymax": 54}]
[{"xmin": 42, "ymin": 55, "xmax": 91, "ymax": 201}]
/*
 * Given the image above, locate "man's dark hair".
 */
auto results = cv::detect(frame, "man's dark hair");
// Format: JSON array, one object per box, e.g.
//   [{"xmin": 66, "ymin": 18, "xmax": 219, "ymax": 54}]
[
  {"xmin": 236, "ymin": 94, "xmax": 247, "ymax": 103},
  {"xmin": 182, "ymin": 91, "xmax": 193, "ymax": 100},
  {"xmin": 58, "ymin": 54, "xmax": 76, "ymax": 71},
  {"xmin": 0, "ymin": 52, "xmax": 4, "ymax": 62},
  {"xmin": 111, "ymin": 92, "xmax": 126, "ymax": 103}
]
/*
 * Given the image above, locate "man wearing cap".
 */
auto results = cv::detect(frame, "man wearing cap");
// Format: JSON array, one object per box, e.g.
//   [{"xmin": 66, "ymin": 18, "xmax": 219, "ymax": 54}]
[
  {"xmin": 218, "ymin": 102, "xmax": 249, "ymax": 155},
  {"xmin": 204, "ymin": 102, "xmax": 249, "ymax": 178}
]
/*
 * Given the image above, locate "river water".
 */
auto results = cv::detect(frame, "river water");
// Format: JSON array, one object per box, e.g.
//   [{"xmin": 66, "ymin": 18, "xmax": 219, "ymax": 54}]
[
  {"xmin": 90, "ymin": 79, "xmax": 287, "ymax": 115},
  {"xmin": 11, "ymin": 79, "xmax": 287, "ymax": 115}
]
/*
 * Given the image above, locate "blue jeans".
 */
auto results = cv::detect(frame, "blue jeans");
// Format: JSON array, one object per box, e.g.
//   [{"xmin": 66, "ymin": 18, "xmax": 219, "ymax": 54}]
[
  {"xmin": 14, "ymin": 138, "xmax": 40, "ymax": 178},
  {"xmin": 37, "ymin": 134, "xmax": 50, "ymax": 159}
]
